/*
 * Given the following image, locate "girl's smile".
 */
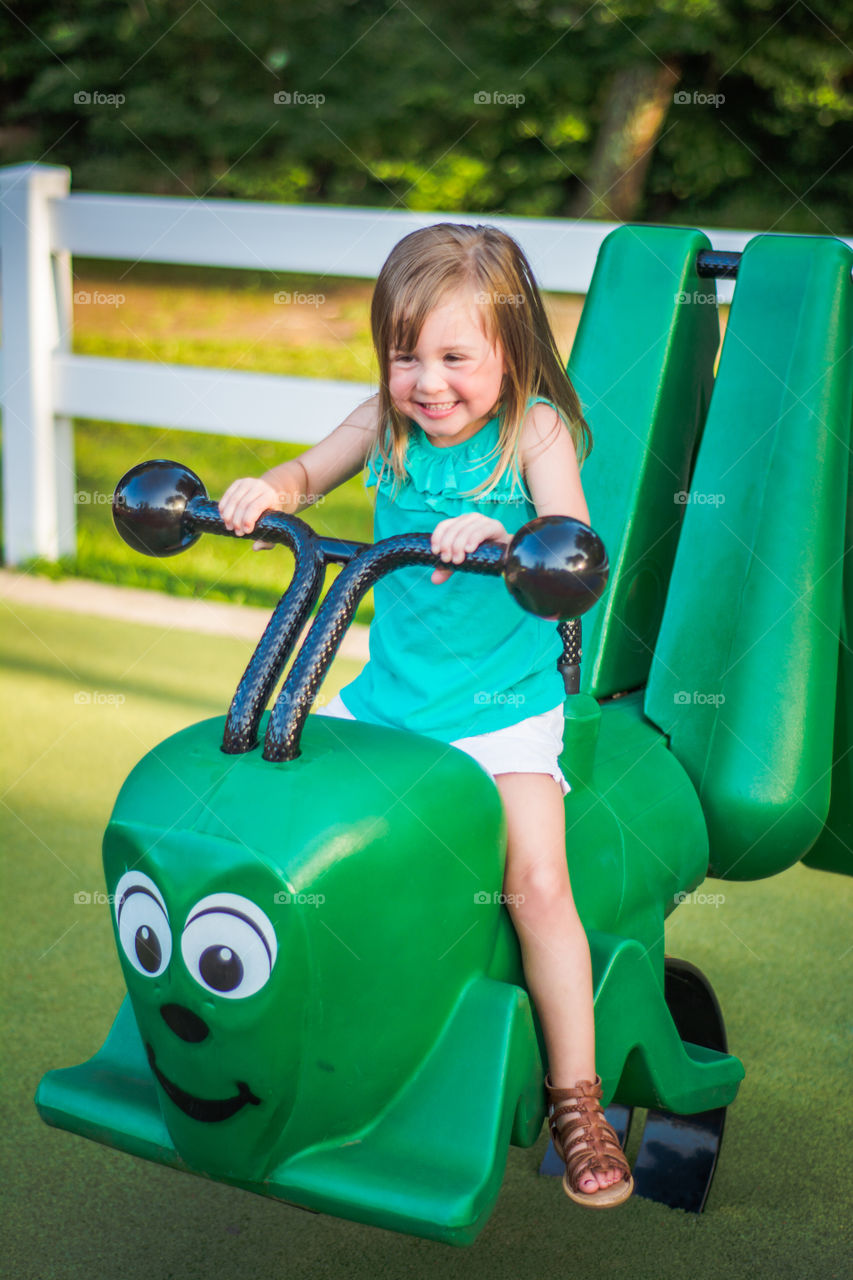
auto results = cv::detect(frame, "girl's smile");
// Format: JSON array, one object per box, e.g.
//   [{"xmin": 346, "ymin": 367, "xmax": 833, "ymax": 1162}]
[{"xmin": 388, "ymin": 291, "xmax": 505, "ymax": 448}]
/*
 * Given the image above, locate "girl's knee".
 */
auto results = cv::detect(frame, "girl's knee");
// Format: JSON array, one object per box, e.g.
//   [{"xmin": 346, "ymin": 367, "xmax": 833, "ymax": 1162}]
[{"xmin": 504, "ymin": 861, "xmax": 576, "ymax": 919}]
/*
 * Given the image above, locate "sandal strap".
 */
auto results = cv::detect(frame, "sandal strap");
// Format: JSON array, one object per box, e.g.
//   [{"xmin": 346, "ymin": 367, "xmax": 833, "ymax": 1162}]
[
  {"xmin": 545, "ymin": 1074, "xmax": 603, "ymax": 1102},
  {"xmin": 545, "ymin": 1073, "xmax": 632, "ymax": 1189}
]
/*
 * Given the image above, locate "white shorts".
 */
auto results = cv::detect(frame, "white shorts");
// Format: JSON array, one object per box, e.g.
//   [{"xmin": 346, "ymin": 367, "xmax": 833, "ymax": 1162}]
[{"xmin": 315, "ymin": 693, "xmax": 571, "ymax": 796}]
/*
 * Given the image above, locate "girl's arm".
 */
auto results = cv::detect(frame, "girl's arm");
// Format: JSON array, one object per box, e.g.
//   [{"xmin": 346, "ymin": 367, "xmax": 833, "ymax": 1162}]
[
  {"xmin": 219, "ymin": 394, "xmax": 380, "ymax": 541},
  {"xmin": 429, "ymin": 402, "xmax": 590, "ymax": 584},
  {"xmin": 519, "ymin": 401, "xmax": 590, "ymax": 526}
]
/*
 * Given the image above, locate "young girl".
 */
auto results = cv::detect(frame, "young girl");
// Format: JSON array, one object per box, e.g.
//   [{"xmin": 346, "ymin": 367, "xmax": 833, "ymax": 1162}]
[{"xmin": 219, "ymin": 223, "xmax": 633, "ymax": 1209}]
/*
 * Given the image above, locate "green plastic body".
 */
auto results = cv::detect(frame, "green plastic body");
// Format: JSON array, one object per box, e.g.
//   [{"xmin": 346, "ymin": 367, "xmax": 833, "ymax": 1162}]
[
  {"xmin": 35, "ymin": 225, "xmax": 852, "ymax": 1245},
  {"xmin": 36, "ymin": 699, "xmax": 741, "ymax": 1245}
]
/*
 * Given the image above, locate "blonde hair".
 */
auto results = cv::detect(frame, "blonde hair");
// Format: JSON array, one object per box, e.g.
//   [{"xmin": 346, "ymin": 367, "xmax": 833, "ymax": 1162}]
[{"xmin": 366, "ymin": 222, "xmax": 592, "ymax": 502}]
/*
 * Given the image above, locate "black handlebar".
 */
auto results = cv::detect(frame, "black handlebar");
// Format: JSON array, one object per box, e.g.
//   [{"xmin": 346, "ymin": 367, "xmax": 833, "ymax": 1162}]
[{"xmin": 113, "ymin": 460, "xmax": 609, "ymax": 760}]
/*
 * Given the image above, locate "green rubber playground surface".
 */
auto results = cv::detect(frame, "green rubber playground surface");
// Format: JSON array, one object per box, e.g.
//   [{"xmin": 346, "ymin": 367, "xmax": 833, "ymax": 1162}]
[{"xmin": 2, "ymin": 601, "xmax": 851, "ymax": 1279}]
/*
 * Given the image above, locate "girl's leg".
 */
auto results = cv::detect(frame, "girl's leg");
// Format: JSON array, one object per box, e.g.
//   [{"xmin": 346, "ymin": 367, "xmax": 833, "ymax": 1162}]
[{"xmin": 494, "ymin": 770, "xmax": 622, "ymax": 1193}]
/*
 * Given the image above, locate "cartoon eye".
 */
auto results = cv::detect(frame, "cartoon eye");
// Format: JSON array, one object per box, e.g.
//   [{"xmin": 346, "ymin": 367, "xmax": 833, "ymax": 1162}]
[
  {"xmin": 181, "ymin": 894, "xmax": 277, "ymax": 1000},
  {"xmin": 114, "ymin": 871, "xmax": 172, "ymax": 978}
]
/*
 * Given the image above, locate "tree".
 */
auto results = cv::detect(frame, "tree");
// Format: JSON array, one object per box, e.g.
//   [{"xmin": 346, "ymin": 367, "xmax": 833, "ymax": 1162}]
[{"xmin": 1, "ymin": 0, "xmax": 851, "ymax": 233}]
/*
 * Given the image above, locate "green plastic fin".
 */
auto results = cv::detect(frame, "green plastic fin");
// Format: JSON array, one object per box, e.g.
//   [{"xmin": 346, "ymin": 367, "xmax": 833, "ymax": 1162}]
[
  {"xmin": 589, "ymin": 932, "xmax": 744, "ymax": 1113},
  {"xmin": 266, "ymin": 977, "xmax": 541, "ymax": 1247},
  {"xmin": 34, "ymin": 995, "xmax": 180, "ymax": 1168},
  {"xmin": 571, "ymin": 224, "xmax": 719, "ymax": 696},
  {"xmin": 645, "ymin": 233, "xmax": 853, "ymax": 880},
  {"xmin": 803, "ymin": 448, "xmax": 853, "ymax": 876}
]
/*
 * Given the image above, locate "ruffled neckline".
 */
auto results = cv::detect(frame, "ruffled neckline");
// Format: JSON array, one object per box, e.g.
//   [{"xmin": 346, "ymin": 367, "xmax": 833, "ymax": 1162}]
[
  {"xmin": 410, "ymin": 414, "xmax": 500, "ymax": 455},
  {"xmin": 367, "ymin": 414, "xmax": 530, "ymax": 510},
  {"xmin": 405, "ymin": 418, "xmax": 506, "ymax": 488}
]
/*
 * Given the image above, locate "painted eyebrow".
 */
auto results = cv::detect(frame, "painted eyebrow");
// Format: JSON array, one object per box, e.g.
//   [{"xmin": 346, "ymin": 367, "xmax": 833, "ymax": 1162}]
[
  {"xmin": 185, "ymin": 905, "xmax": 273, "ymax": 965},
  {"xmin": 117, "ymin": 884, "xmax": 166, "ymax": 922}
]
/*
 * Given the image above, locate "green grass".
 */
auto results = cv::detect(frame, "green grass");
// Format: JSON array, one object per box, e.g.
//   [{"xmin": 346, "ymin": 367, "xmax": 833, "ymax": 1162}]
[
  {"xmin": 2, "ymin": 601, "xmax": 851, "ymax": 1279},
  {"xmin": 71, "ymin": 259, "xmax": 379, "ymax": 380},
  {"xmin": 55, "ymin": 417, "xmax": 377, "ymax": 623}
]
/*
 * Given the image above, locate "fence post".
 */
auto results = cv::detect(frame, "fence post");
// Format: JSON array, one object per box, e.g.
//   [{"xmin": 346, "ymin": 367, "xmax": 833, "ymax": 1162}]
[{"xmin": 0, "ymin": 163, "xmax": 74, "ymax": 565}]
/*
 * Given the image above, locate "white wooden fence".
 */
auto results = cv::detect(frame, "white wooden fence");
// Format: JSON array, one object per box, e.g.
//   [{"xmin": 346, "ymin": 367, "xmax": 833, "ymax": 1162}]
[{"xmin": 0, "ymin": 160, "xmax": 814, "ymax": 565}]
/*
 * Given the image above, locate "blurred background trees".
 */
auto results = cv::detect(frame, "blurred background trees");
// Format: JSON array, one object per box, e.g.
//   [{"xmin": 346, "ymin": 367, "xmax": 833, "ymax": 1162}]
[{"xmin": 2, "ymin": 0, "xmax": 851, "ymax": 231}]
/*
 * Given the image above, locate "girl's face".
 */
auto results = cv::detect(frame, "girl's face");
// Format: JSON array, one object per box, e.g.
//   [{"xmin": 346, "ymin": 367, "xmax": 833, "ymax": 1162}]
[{"xmin": 387, "ymin": 290, "xmax": 505, "ymax": 448}]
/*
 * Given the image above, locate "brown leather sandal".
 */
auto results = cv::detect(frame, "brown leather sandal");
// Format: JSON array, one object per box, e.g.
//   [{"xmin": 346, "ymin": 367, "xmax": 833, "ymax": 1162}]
[{"xmin": 544, "ymin": 1073, "xmax": 634, "ymax": 1208}]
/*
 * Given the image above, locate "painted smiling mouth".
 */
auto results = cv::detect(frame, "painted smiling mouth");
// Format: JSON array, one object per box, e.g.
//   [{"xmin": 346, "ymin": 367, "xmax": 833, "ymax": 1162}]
[{"xmin": 146, "ymin": 1043, "xmax": 261, "ymax": 1123}]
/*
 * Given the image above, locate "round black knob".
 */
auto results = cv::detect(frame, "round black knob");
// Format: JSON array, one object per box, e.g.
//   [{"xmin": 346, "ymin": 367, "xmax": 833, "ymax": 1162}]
[
  {"xmin": 505, "ymin": 516, "xmax": 608, "ymax": 620},
  {"xmin": 112, "ymin": 460, "xmax": 207, "ymax": 557}
]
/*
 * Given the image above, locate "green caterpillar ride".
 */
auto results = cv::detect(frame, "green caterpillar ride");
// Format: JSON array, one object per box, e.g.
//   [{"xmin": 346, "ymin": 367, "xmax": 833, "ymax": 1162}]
[{"xmin": 35, "ymin": 226, "xmax": 852, "ymax": 1246}]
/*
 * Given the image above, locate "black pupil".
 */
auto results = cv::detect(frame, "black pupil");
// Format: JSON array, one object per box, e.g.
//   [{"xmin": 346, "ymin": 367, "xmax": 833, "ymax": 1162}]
[
  {"xmin": 135, "ymin": 925, "xmax": 161, "ymax": 973},
  {"xmin": 200, "ymin": 945, "xmax": 243, "ymax": 991}
]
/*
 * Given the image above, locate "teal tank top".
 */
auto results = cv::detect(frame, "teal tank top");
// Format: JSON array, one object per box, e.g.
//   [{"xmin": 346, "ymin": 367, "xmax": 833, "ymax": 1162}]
[{"xmin": 337, "ymin": 397, "xmax": 565, "ymax": 743}]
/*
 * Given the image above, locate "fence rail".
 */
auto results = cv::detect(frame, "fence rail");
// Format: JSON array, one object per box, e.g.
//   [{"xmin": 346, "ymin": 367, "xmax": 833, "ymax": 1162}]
[
  {"xmin": 2, "ymin": 161, "xmax": 848, "ymax": 565},
  {"xmin": 49, "ymin": 192, "xmax": 623, "ymax": 286}
]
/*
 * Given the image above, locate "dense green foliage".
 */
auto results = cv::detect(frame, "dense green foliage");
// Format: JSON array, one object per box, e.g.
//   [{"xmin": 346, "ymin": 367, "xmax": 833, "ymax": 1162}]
[{"xmin": 2, "ymin": 0, "xmax": 851, "ymax": 230}]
